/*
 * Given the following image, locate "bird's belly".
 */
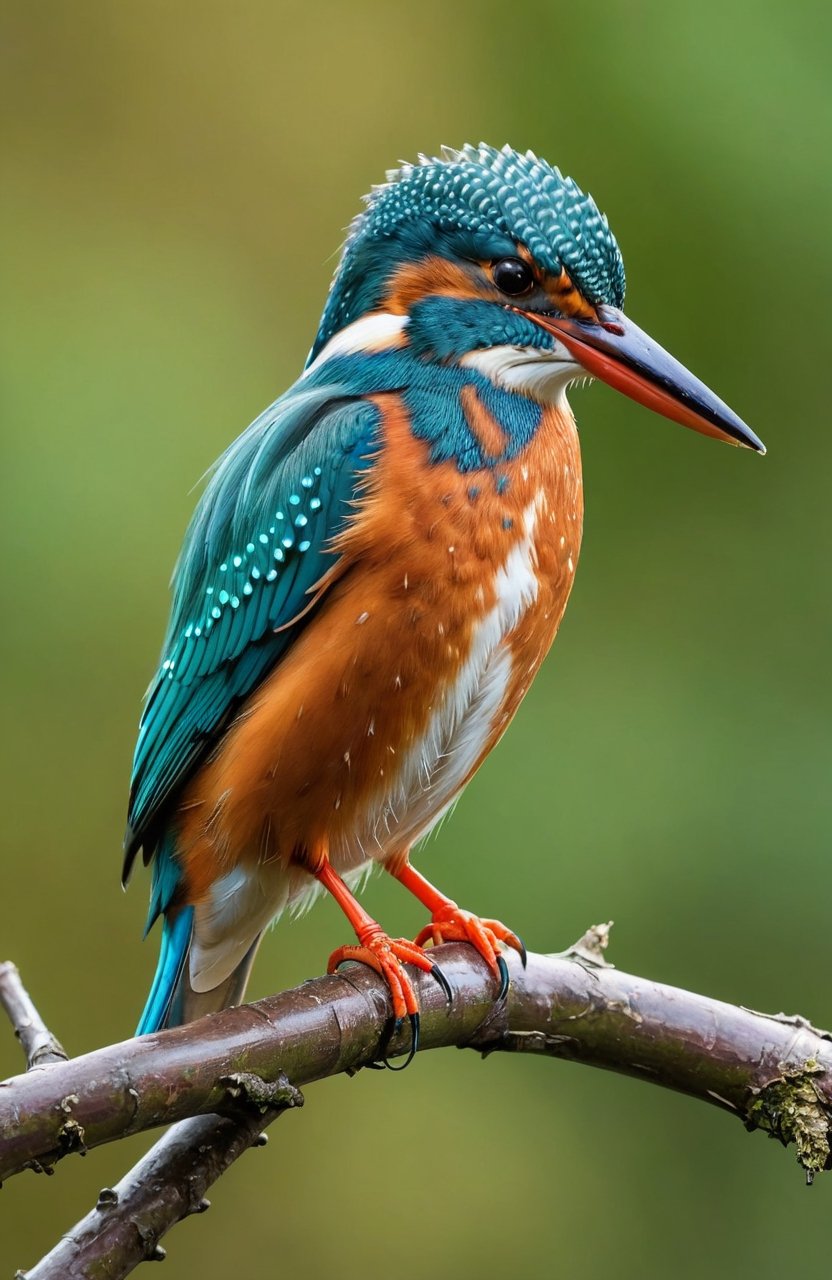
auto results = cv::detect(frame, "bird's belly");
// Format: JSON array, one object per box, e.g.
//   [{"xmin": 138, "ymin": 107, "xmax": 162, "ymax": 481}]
[
  {"xmin": 343, "ymin": 605, "xmax": 516, "ymax": 867},
  {"xmin": 341, "ymin": 501, "xmax": 554, "ymax": 866}
]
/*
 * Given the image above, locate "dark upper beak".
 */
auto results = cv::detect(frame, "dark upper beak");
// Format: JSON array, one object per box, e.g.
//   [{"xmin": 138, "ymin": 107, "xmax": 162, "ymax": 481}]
[{"xmin": 521, "ymin": 303, "xmax": 765, "ymax": 455}]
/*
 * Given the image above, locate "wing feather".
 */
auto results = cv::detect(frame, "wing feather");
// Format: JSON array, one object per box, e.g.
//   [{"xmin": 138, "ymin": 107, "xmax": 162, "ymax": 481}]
[{"xmin": 124, "ymin": 387, "xmax": 381, "ymax": 878}]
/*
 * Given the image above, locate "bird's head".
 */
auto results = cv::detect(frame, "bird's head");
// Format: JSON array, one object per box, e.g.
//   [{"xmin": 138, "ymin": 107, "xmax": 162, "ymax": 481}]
[{"xmin": 309, "ymin": 143, "xmax": 763, "ymax": 454}]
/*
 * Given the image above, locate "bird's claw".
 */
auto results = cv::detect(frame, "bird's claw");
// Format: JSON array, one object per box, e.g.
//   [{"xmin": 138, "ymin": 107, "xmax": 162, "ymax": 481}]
[
  {"xmin": 328, "ymin": 932, "xmax": 436, "ymax": 1069},
  {"xmin": 414, "ymin": 905, "xmax": 524, "ymax": 999},
  {"xmin": 496, "ymin": 953, "xmax": 510, "ymax": 1001},
  {"xmin": 429, "ymin": 959, "xmax": 454, "ymax": 1005},
  {"xmin": 383, "ymin": 1012, "xmax": 420, "ymax": 1070}
]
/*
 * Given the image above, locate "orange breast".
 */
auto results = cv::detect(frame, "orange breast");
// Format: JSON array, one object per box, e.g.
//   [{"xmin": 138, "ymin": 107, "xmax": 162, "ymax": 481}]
[{"xmin": 175, "ymin": 393, "xmax": 583, "ymax": 903}]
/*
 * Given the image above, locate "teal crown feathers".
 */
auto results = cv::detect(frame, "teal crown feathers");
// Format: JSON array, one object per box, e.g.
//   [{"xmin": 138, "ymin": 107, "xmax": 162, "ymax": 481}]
[{"xmin": 311, "ymin": 143, "xmax": 625, "ymax": 360}]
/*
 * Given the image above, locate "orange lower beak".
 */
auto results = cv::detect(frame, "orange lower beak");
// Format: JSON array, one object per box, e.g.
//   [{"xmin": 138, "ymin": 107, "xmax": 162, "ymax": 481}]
[{"xmin": 521, "ymin": 304, "xmax": 765, "ymax": 454}]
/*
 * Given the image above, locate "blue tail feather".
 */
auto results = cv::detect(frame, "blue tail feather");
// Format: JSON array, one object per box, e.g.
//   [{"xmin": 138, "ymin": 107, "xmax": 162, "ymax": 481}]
[
  {"xmin": 136, "ymin": 833, "xmax": 192, "ymax": 1036},
  {"xmin": 136, "ymin": 904, "xmax": 194, "ymax": 1035},
  {"xmin": 136, "ymin": 834, "xmax": 261, "ymax": 1033}
]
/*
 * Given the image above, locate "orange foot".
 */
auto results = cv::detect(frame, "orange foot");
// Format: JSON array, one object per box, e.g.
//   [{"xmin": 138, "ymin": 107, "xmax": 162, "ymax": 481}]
[
  {"xmin": 327, "ymin": 928, "xmax": 453, "ymax": 1067},
  {"xmin": 414, "ymin": 905, "xmax": 527, "ymax": 999}
]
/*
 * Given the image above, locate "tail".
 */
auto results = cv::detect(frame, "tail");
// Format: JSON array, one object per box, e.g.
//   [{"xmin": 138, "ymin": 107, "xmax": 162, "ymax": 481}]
[
  {"xmin": 136, "ymin": 918, "xmax": 260, "ymax": 1033},
  {"xmin": 135, "ymin": 837, "xmax": 261, "ymax": 1035},
  {"xmin": 136, "ymin": 905, "xmax": 194, "ymax": 1035}
]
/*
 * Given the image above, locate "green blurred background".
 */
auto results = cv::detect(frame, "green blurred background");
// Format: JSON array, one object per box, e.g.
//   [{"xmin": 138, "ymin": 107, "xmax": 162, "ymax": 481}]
[{"xmin": 2, "ymin": 1, "xmax": 831, "ymax": 1274}]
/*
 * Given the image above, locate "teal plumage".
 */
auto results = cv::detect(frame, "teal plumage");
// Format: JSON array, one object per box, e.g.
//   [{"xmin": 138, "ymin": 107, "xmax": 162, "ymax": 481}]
[{"xmin": 312, "ymin": 143, "xmax": 625, "ymax": 358}]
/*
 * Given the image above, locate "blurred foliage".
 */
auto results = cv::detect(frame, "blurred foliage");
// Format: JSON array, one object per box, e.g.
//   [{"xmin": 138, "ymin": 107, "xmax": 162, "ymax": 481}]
[{"xmin": 1, "ymin": 0, "xmax": 831, "ymax": 1275}]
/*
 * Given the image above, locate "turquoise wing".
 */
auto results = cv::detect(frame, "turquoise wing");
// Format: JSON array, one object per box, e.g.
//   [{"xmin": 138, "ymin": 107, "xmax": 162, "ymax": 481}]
[{"xmin": 124, "ymin": 383, "xmax": 381, "ymax": 878}]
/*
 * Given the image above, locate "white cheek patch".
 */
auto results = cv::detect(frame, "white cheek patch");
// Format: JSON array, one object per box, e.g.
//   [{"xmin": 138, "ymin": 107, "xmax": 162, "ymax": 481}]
[
  {"xmin": 461, "ymin": 344, "xmax": 587, "ymax": 407},
  {"xmin": 303, "ymin": 312, "xmax": 408, "ymax": 375}
]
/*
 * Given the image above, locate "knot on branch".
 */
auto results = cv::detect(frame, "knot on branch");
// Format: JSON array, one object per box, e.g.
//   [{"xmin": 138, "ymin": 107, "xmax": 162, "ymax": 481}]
[
  {"xmin": 219, "ymin": 1071, "xmax": 304, "ymax": 1114},
  {"xmin": 483, "ymin": 1029, "xmax": 578, "ymax": 1058},
  {"xmin": 557, "ymin": 921, "xmax": 614, "ymax": 968},
  {"xmin": 56, "ymin": 1093, "xmax": 86, "ymax": 1157},
  {"xmin": 96, "ymin": 1186, "xmax": 120, "ymax": 1211}
]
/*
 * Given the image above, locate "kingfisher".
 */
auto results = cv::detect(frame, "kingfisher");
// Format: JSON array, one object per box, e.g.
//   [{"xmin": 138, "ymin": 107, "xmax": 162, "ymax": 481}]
[{"xmin": 124, "ymin": 143, "xmax": 764, "ymax": 1049}]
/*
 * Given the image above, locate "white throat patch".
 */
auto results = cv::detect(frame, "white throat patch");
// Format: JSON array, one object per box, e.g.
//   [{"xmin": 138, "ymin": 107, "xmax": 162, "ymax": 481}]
[{"xmin": 461, "ymin": 344, "xmax": 587, "ymax": 407}]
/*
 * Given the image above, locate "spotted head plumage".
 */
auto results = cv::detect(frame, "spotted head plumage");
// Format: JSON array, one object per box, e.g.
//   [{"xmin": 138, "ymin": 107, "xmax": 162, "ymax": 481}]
[
  {"xmin": 307, "ymin": 143, "xmax": 762, "ymax": 456},
  {"xmin": 310, "ymin": 143, "xmax": 625, "ymax": 361}
]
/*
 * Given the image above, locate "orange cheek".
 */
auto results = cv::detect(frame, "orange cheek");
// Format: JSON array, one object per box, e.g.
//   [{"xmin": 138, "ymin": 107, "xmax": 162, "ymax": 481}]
[
  {"xmin": 383, "ymin": 252, "xmax": 598, "ymax": 326},
  {"xmin": 383, "ymin": 255, "xmax": 493, "ymax": 312}
]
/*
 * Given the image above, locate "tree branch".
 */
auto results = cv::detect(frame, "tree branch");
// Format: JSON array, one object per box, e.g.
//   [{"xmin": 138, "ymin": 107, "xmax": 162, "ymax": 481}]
[
  {"xmin": 5, "ymin": 932, "xmax": 832, "ymax": 1276},
  {"xmin": 0, "ymin": 962, "xmax": 67, "ymax": 1071},
  {"xmin": 4, "ymin": 933, "xmax": 832, "ymax": 1186},
  {"xmin": 22, "ymin": 1079, "xmax": 303, "ymax": 1279}
]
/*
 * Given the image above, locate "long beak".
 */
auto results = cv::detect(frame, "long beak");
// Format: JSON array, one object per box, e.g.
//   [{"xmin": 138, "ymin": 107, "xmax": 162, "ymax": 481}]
[{"xmin": 521, "ymin": 304, "xmax": 765, "ymax": 454}]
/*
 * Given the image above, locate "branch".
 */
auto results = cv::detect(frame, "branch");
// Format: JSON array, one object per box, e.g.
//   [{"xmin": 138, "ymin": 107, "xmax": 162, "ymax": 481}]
[
  {"xmin": 3, "ymin": 932, "xmax": 832, "ymax": 1193},
  {"xmin": 22, "ymin": 1079, "xmax": 302, "ymax": 1279},
  {"xmin": 0, "ymin": 962, "xmax": 67, "ymax": 1070},
  {"xmin": 6, "ymin": 932, "xmax": 832, "ymax": 1276}
]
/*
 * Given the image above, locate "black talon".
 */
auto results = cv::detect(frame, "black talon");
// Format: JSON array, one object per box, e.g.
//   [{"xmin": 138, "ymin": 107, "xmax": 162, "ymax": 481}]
[
  {"xmin": 496, "ymin": 953, "xmax": 510, "ymax": 1001},
  {"xmin": 430, "ymin": 960, "xmax": 454, "ymax": 1005},
  {"xmin": 384, "ymin": 1012, "xmax": 419, "ymax": 1071},
  {"xmin": 374, "ymin": 1014, "xmax": 402, "ymax": 1066},
  {"xmin": 515, "ymin": 935, "xmax": 528, "ymax": 969}
]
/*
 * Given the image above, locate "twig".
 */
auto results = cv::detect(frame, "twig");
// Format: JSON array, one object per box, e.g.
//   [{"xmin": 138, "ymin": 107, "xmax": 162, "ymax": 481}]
[
  {"xmin": 0, "ymin": 962, "xmax": 67, "ymax": 1070},
  {"xmin": 21, "ymin": 1075, "xmax": 303, "ymax": 1279}
]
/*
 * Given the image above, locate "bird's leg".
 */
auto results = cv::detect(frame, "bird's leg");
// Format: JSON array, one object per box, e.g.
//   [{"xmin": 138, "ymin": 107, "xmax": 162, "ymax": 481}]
[
  {"xmin": 387, "ymin": 856, "xmax": 527, "ymax": 999},
  {"xmin": 311, "ymin": 858, "xmax": 451, "ymax": 1056}
]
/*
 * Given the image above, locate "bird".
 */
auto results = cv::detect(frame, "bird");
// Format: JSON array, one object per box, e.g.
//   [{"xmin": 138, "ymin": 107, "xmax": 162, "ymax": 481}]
[{"xmin": 124, "ymin": 143, "xmax": 764, "ymax": 1051}]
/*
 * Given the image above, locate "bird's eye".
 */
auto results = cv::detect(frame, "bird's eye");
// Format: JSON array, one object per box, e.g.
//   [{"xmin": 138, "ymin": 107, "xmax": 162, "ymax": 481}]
[{"xmin": 491, "ymin": 257, "xmax": 535, "ymax": 297}]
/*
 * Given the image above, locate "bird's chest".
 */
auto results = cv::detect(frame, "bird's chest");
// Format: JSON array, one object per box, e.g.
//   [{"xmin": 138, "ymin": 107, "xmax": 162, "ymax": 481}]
[{"xmin": 327, "ymin": 393, "xmax": 584, "ymax": 857}]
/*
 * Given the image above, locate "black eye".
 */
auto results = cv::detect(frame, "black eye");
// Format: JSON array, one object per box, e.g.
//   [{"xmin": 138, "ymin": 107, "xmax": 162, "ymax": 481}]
[{"xmin": 492, "ymin": 257, "xmax": 535, "ymax": 297}]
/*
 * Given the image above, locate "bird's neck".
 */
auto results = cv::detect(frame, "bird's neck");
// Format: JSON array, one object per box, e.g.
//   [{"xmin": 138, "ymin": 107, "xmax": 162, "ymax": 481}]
[{"xmin": 303, "ymin": 308, "xmax": 570, "ymax": 476}]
